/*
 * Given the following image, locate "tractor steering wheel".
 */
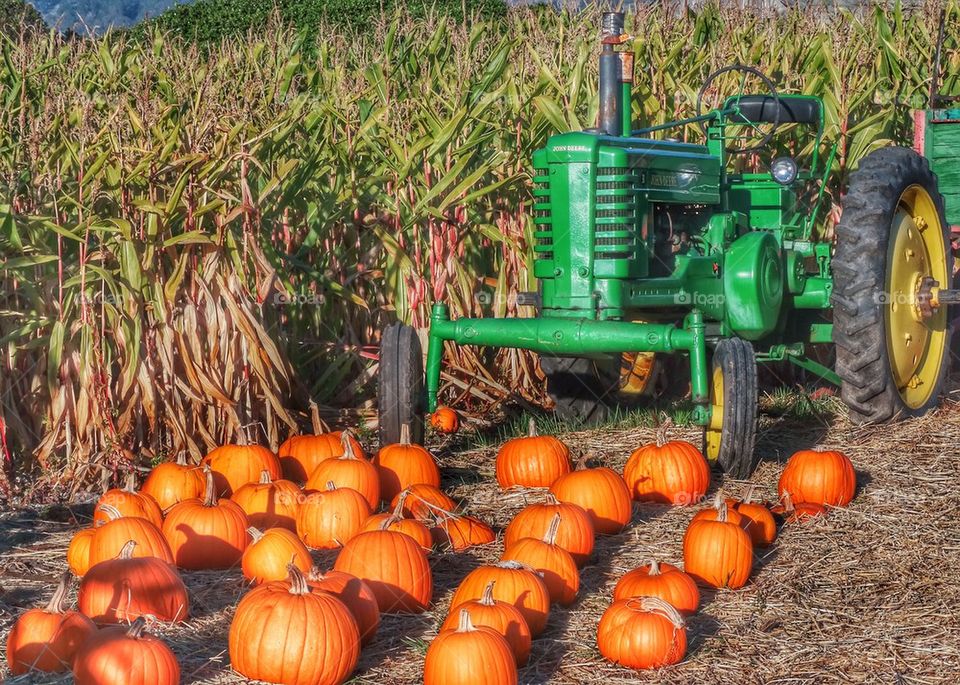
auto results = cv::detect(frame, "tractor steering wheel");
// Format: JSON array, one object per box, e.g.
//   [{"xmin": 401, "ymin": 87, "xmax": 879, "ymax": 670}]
[{"xmin": 696, "ymin": 65, "xmax": 781, "ymax": 154}]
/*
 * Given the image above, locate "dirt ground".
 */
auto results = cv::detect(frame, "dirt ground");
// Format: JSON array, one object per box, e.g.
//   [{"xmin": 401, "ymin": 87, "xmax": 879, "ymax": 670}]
[{"xmin": 2, "ymin": 399, "xmax": 960, "ymax": 684}]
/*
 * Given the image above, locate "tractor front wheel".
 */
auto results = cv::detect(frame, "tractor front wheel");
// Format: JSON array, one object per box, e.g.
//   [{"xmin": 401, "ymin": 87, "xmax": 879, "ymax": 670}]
[
  {"xmin": 702, "ymin": 338, "xmax": 759, "ymax": 479},
  {"xmin": 378, "ymin": 322, "xmax": 425, "ymax": 448}
]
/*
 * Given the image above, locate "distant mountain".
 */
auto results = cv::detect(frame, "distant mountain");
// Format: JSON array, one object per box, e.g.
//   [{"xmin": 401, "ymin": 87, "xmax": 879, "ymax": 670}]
[{"xmin": 28, "ymin": 0, "xmax": 194, "ymax": 32}]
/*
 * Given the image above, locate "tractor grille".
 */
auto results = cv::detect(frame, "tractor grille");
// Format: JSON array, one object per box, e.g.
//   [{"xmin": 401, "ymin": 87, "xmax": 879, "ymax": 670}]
[
  {"xmin": 594, "ymin": 167, "xmax": 638, "ymax": 261},
  {"xmin": 533, "ymin": 167, "xmax": 553, "ymax": 261}
]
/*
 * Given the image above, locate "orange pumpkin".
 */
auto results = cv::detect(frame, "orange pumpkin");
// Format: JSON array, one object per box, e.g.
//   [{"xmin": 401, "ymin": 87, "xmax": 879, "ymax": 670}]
[
  {"xmin": 450, "ymin": 561, "xmax": 551, "ymax": 636},
  {"xmin": 495, "ymin": 418, "xmax": 570, "ymax": 489},
  {"xmin": 67, "ymin": 528, "xmax": 96, "ymax": 576},
  {"xmin": 438, "ymin": 581, "xmax": 531, "ymax": 666},
  {"xmin": 72, "ymin": 617, "xmax": 180, "ymax": 685},
  {"xmin": 162, "ymin": 466, "xmax": 249, "ymax": 569},
  {"xmin": 88, "ymin": 505, "xmax": 174, "ymax": 567},
  {"xmin": 141, "ymin": 453, "xmax": 205, "ymax": 511},
  {"xmin": 597, "ymin": 597, "xmax": 687, "ymax": 670},
  {"xmin": 278, "ymin": 430, "xmax": 366, "ymax": 483},
  {"xmin": 504, "ymin": 497, "xmax": 595, "ymax": 567},
  {"xmin": 691, "ymin": 492, "xmax": 748, "ymax": 528},
  {"xmin": 201, "ymin": 443, "xmax": 282, "ymax": 497},
  {"xmin": 549, "ymin": 464, "xmax": 632, "ymax": 535},
  {"xmin": 296, "ymin": 482, "xmax": 371, "ymax": 550},
  {"xmin": 307, "ymin": 568, "xmax": 381, "ymax": 646},
  {"xmin": 682, "ymin": 501, "xmax": 753, "ymax": 589},
  {"xmin": 373, "ymin": 424, "xmax": 441, "ymax": 502},
  {"xmin": 231, "ymin": 470, "xmax": 302, "ymax": 531},
  {"xmin": 242, "ymin": 527, "xmax": 313, "ymax": 584},
  {"xmin": 229, "ymin": 565, "xmax": 360, "ymax": 685},
  {"xmin": 5, "ymin": 571, "xmax": 96, "ymax": 675},
  {"xmin": 778, "ymin": 449, "xmax": 856, "ymax": 507},
  {"xmin": 624, "ymin": 436, "xmax": 710, "ymax": 505},
  {"xmin": 361, "ymin": 495, "xmax": 433, "ymax": 551},
  {"xmin": 425, "ymin": 609, "xmax": 518, "ymax": 685},
  {"xmin": 93, "ymin": 475, "xmax": 163, "ymax": 528},
  {"xmin": 334, "ymin": 529, "xmax": 432, "ymax": 613},
  {"xmin": 612, "ymin": 560, "xmax": 700, "ymax": 615},
  {"xmin": 78, "ymin": 540, "xmax": 189, "ymax": 623},
  {"xmin": 306, "ymin": 436, "xmax": 380, "ymax": 509},
  {"xmin": 727, "ymin": 488, "xmax": 777, "ymax": 547},
  {"xmin": 501, "ymin": 513, "xmax": 578, "ymax": 605},
  {"xmin": 391, "ymin": 484, "xmax": 457, "ymax": 520},
  {"xmin": 771, "ymin": 491, "xmax": 827, "ymax": 523},
  {"xmin": 430, "ymin": 406, "xmax": 459, "ymax": 434},
  {"xmin": 431, "ymin": 514, "xmax": 496, "ymax": 551}
]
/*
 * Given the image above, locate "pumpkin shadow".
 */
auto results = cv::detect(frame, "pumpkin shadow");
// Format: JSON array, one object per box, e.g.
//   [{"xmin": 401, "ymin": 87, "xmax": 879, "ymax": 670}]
[
  {"xmin": 755, "ymin": 417, "xmax": 831, "ymax": 465},
  {"xmin": 180, "ymin": 568, "xmax": 249, "ymax": 618}
]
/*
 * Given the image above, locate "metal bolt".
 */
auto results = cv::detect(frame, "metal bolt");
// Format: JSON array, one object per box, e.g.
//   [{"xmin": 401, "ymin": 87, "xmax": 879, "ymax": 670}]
[
  {"xmin": 578, "ymin": 266, "xmax": 589, "ymax": 278},
  {"xmin": 915, "ymin": 216, "xmax": 928, "ymax": 231}
]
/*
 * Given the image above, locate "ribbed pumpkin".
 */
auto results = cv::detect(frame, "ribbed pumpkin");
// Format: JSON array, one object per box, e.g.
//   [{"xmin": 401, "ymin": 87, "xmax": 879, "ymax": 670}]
[
  {"xmin": 201, "ymin": 443, "xmax": 282, "ymax": 497},
  {"xmin": 431, "ymin": 514, "xmax": 496, "ymax": 551},
  {"xmin": 334, "ymin": 529, "xmax": 432, "ymax": 613},
  {"xmin": 278, "ymin": 430, "xmax": 366, "ymax": 483},
  {"xmin": 597, "ymin": 597, "xmax": 687, "ymax": 670},
  {"xmin": 229, "ymin": 565, "xmax": 360, "ymax": 685},
  {"xmin": 439, "ymin": 581, "xmax": 531, "ymax": 666},
  {"xmin": 72, "ymin": 617, "xmax": 180, "ymax": 685},
  {"xmin": 162, "ymin": 466, "xmax": 249, "ymax": 569},
  {"xmin": 88, "ymin": 505, "xmax": 174, "ymax": 567},
  {"xmin": 495, "ymin": 418, "xmax": 570, "ymax": 489},
  {"xmin": 306, "ymin": 436, "xmax": 380, "ymax": 509},
  {"xmin": 450, "ymin": 561, "xmax": 551, "ymax": 636},
  {"xmin": 771, "ymin": 491, "xmax": 827, "ymax": 523},
  {"xmin": 391, "ymin": 484, "xmax": 457, "ymax": 520},
  {"xmin": 67, "ymin": 528, "xmax": 95, "ymax": 576},
  {"xmin": 141, "ymin": 453, "xmax": 205, "ymax": 511},
  {"xmin": 503, "ymin": 497, "xmax": 595, "ymax": 567},
  {"xmin": 361, "ymin": 495, "xmax": 433, "ymax": 551},
  {"xmin": 79, "ymin": 540, "xmax": 189, "ymax": 623},
  {"xmin": 624, "ymin": 431, "xmax": 710, "ymax": 505},
  {"xmin": 5, "ymin": 572, "xmax": 96, "ymax": 675},
  {"xmin": 93, "ymin": 475, "xmax": 163, "ymax": 528},
  {"xmin": 373, "ymin": 424, "xmax": 441, "ymax": 502},
  {"xmin": 682, "ymin": 502, "xmax": 753, "ymax": 589},
  {"xmin": 242, "ymin": 527, "xmax": 313, "ymax": 584},
  {"xmin": 231, "ymin": 470, "xmax": 302, "ymax": 531},
  {"xmin": 430, "ymin": 406, "xmax": 459, "ymax": 434},
  {"xmin": 296, "ymin": 482, "xmax": 371, "ymax": 550},
  {"xmin": 501, "ymin": 514, "xmax": 579, "ymax": 606},
  {"xmin": 307, "ymin": 568, "xmax": 381, "ymax": 646},
  {"xmin": 612, "ymin": 560, "xmax": 700, "ymax": 615},
  {"xmin": 727, "ymin": 488, "xmax": 777, "ymax": 547},
  {"xmin": 425, "ymin": 610, "xmax": 518, "ymax": 685},
  {"xmin": 549, "ymin": 462, "xmax": 632, "ymax": 535},
  {"xmin": 778, "ymin": 449, "xmax": 856, "ymax": 507}
]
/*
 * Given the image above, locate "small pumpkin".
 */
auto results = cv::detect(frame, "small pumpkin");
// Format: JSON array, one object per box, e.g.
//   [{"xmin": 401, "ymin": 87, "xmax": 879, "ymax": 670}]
[
  {"xmin": 162, "ymin": 465, "xmax": 250, "ymax": 569},
  {"xmin": 72, "ymin": 617, "xmax": 180, "ymax": 685},
  {"xmin": 624, "ymin": 428, "xmax": 710, "ymax": 505},
  {"xmin": 503, "ymin": 496, "xmax": 595, "ymax": 567},
  {"xmin": 307, "ymin": 567, "xmax": 381, "ymax": 646},
  {"xmin": 431, "ymin": 514, "xmax": 496, "ymax": 551},
  {"xmin": 67, "ymin": 528, "xmax": 96, "ymax": 576},
  {"xmin": 242, "ymin": 527, "xmax": 313, "ymax": 584},
  {"xmin": 391, "ymin": 484, "xmax": 457, "ymax": 520},
  {"xmin": 373, "ymin": 424, "xmax": 441, "ymax": 502},
  {"xmin": 549, "ymin": 458, "xmax": 632, "ymax": 534},
  {"xmin": 334, "ymin": 528, "xmax": 433, "ymax": 613},
  {"xmin": 278, "ymin": 430, "xmax": 366, "ymax": 483},
  {"xmin": 79, "ymin": 540, "xmax": 189, "ymax": 623},
  {"xmin": 361, "ymin": 493, "xmax": 433, "ymax": 550},
  {"xmin": 425, "ymin": 609, "xmax": 518, "ymax": 685},
  {"xmin": 778, "ymin": 449, "xmax": 856, "ymax": 507},
  {"xmin": 296, "ymin": 481, "xmax": 371, "ymax": 550},
  {"xmin": 612, "ymin": 560, "xmax": 700, "ymax": 615},
  {"xmin": 495, "ymin": 418, "xmax": 570, "ymax": 489},
  {"xmin": 682, "ymin": 501, "xmax": 753, "ymax": 589},
  {"xmin": 306, "ymin": 433, "xmax": 380, "ymax": 509},
  {"xmin": 450, "ymin": 561, "xmax": 551, "ymax": 636},
  {"xmin": 501, "ymin": 513, "xmax": 579, "ymax": 606},
  {"xmin": 5, "ymin": 571, "xmax": 96, "ymax": 675},
  {"xmin": 88, "ymin": 505, "xmax": 174, "ymax": 567},
  {"xmin": 141, "ymin": 452, "xmax": 205, "ymax": 510},
  {"xmin": 201, "ymin": 443, "xmax": 282, "ymax": 497},
  {"xmin": 438, "ymin": 581, "xmax": 531, "ymax": 666},
  {"xmin": 93, "ymin": 474, "xmax": 163, "ymax": 528},
  {"xmin": 597, "ymin": 596, "xmax": 687, "ymax": 670},
  {"xmin": 691, "ymin": 492, "xmax": 748, "ymax": 528},
  {"xmin": 231, "ymin": 470, "xmax": 302, "ymax": 531},
  {"xmin": 727, "ymin": 488, "xmax": 777, "ymax": 547},
  {"xmin": 771, "ymin": 491, "xmax": 827, "ymax": 523},
  {"xmin": 430, "ymin": 406, "xmax": 459, "ymax": 434}
]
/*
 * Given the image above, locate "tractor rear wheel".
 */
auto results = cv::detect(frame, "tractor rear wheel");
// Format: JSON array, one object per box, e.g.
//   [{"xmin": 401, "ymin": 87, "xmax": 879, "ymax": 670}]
[
  {"xmin": 378, "ymin": 322, "xmax": 425, "ymax": 448},
  {"xmin": 832, "ymin": 146, "xmax": 952, "ymax": 423},
  {"xmin": 540, "ymin": 355, "xmax": 620, "ymax": 424},
  {"xmin": 702, "ymin": 338, "xmax": 758, "ymax": 479}
]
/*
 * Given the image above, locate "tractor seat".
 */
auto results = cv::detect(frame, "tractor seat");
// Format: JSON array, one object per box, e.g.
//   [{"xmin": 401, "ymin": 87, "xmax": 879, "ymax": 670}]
[{"xmin": 728, "ymin": 95, "xmax": 822, "ymax": 126}]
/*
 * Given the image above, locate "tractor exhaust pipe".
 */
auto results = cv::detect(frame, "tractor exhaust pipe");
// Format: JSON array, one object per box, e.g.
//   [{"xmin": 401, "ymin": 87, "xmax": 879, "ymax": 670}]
[{"xmin": 598, "ymin": 12, "xmax": 624, "ymax": 136}]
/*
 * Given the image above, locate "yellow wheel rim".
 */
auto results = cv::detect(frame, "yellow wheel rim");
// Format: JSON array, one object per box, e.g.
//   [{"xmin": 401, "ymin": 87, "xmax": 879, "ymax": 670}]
[
  {"xmin": 884, "ymin": 184, "xmax": 949, "ymax": 409},
  {"xmin": 704, "ymin": 365, "xmax": 724, "ymax": 461},
  {"xmin": 620, "ymin": 352, "xmax": 657, "ymax": 395}
]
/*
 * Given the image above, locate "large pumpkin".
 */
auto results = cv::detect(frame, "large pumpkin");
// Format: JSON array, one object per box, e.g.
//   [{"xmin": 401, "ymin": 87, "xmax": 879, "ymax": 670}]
[
  {"xmin": 334, "ymin": 529, "xmax": 432, "ymax": 613},
  {"xmin": 141, "ymin": 453, "xmax": 205, "ymax": 511},
  {"xmin": 495, "ymin": 418, "xmax": 570, "ymax": 489},
  {"xmin": 549, "ymin": 464, "xmax": 632, "ymax": 535},
  {"xmin": 391, "ymin": 484, "xmax": 457, "ymax": 520},
  {"xmin": 88, "ymin": 505, "xmax": 174, "ymax": 567},
  {"xmin": 93, "ymin": 475, "xmax": 163, "ymax": 528},
  {"xmin": 612, "ymin": 560, "xmax": 700, "ymax": 615},
  {"xmin": 278, "ymin": 430, "xmax": 366, "ymax": 483},
  {"xmin": 5, "ymin": 571, "xmax": 96, "ymax": 675},
  {"xmin": 425, "ymin": 609, "xmax": 518, "ymax": 685},
  {"xmin": 450, "ymin": 561, "xmax": 551, "ymax": 636},
  {"xmin": 682, "ymin": 502, "xmax": 753, "ymax": 589},
  {"xmin": 67, "ymin": 528, "xmax": 96, "ymax": 576},
  {"xmin": 504, "ymin": 497, "xmax": 595, "ymax": 567},
  {"xmin": 72, "ymin": 617, "xmax": 180, "ymax": 685},
  {"xmin": 373, "ymin": 424, "xmax": 441, "ymax": 502},
  {"xmin": 229, "ymin": 565, "xmax": 360, "ymax": 685},
  {"xmin": 778, "ymin": 449, "xmax": 856, "ymax": 507},
  {"xmin": 624, "ymin": 436, "xmax": 710, "ymax": 505},
  {"xmin": 242, "ymin": 527, "xmax": 313, "ymax": 584},
  {"xmin": 597, "ymin": 597, "xmax": 687, "ymax": 670},
  {"xmin": 296, "ymin": 482, "xmax": 371, "ymax": 550},
  {"xmin": 79, "ymin": 540, "xmax": 189, "ymax": 623},
  {"xmin": 201, "ymin": 443, "xmax": 281, "ymax": 497},
  {"xmin": 501, "ymin": 513, "xmax": 579, "ymax": 606},
  {"xmin": 431, "ymin": 514, "xmax": 496, "ymax": 552},
  {"xmin": 162, "ymin": 466, "xmax": 249, "ymax": 569},
  {"xmin": 307, "ymin": 568, "xmax": 381, "ymax": 646},
  {"xmin": 439, "ymin": 581, "xmax": 532, "ymax": 666},
  {"xmin": 231, "ymin": 470, "xmax": 302, "ymax": 531},
  {"xmin": 306, "ymin": 436, "xmax": 380, "ymax": 509},
  {"xmin": 727, "ymin": 488, "xmax": 777, "ymax": 547}
]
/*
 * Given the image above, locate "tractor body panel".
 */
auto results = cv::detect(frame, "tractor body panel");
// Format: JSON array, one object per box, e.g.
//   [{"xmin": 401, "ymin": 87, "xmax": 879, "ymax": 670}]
[{"xmin": 918, "ymin": 108, "xmax": 960, "ymax": 227}]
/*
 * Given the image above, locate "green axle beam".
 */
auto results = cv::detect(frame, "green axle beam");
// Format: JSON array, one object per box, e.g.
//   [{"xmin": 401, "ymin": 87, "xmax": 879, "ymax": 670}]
[{"xmin": 425, "ymin": 303, "xmax": 712, "ymax": 425}]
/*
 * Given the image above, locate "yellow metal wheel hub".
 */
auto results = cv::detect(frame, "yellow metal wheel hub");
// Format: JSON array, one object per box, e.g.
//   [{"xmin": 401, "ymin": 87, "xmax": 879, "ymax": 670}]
[{"xmin": 704, "ymin": 365, "xmax": 724, "ymax": 461}]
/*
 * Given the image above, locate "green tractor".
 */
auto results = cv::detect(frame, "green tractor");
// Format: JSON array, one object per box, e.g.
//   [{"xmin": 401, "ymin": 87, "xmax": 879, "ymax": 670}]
[{"xmin": 379, "ymin": 12, "xmax": 959, "ymax": 478}]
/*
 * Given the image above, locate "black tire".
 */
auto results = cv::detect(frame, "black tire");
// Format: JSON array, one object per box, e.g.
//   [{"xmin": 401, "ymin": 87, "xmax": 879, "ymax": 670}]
[
  {"xmin": 832, "ymin": 146, "xmax": 953, "ymax": 424},
  {"xmin": 540, "ymin": 355, "xmax": 620, "ymax": 424},
  {"xmin": 378, "ymin": 322, "xmax": 425, "ymax": 447},
  {"xmin": 703, "ymin": 338, "xmax": 758, "ymax": 479}
]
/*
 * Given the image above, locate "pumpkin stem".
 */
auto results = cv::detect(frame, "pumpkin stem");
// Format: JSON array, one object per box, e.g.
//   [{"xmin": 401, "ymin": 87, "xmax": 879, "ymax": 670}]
[
  {"xmin": 286, "ymin": 564, "xmax": 311, "ymax": 595},
  {"xmin": 96, "ymin": 503, "xmax": 122, "ymax": 522},
  {"xmin": 456, "ymin": 608, "xmax": 477, "ymax": 633},
  {"xmin": 479, "ymin": 581, "xmax": 497, "ymax": 606},
  {"xmin": 392, "ymin": 490, "xmax": 410, "ymax": 518},
  {"xmin": 258, "ymin": 470, "xmax": 272, "ymax": 485},
  {"xmin": 340, "ymin": 431, "xmax": 360, "ymax": 460},
  {"xmin": 647, "ymin": 559, "xmax": 661, "ymax": 576},
  {"xmin": 45, "ymin": 571, "xmax": 73, "ymax": 614},
  {"xmin": 716, "ymin": 501, "xmax": 730, "ymax": 523},
  {"xmin": 576, "ymin": 451, "xmax": 595, "ymax": 470},
  {"xmin": 399, "ymin": 423, "xmax": 411, "ymax": 446},
  {"xmin": 125, "ymin": 616, "xmax": 150, "ymax": 639},
  {"xmin": 202, "ymin": 465, "xmax": 217, "ymax": 507},
  {"xmin": 654, "ymin": 415, "xmax": 672, "ymax": 448},
  {"xmin": 118, "ymin": 540, "xmax": 137, "ymax": 560},
  {"xmin": 544, "ymin": 512, "xmax": 562, "ymax": 545},
  {"xmin": 638, "ymin": 596, "xmax": 685, "ymax": 629},
  {"xmin": 527, "ymin": 417, "xmax": 537, "ymax": 438},
  {"xmin": 780, "ymin": 490, "xmax": 796, "ymax": 514},
  {"xmin": 247, "ymin": 527, "xmax": 264, "ymax": 543},
  {"xmin": 712, "ymin": 491, "xmax": 723, "ymax": 510},
  {"xmin": 175, "ymin": 452, "xmax": 189, "ymax": 466},
  {"xmin": 497, "ymin": 560, "xmax": 537, "ymax": 574},
  {"xmin": 309, "ymin": 400, "xmax": 330, "ymax": 434}
]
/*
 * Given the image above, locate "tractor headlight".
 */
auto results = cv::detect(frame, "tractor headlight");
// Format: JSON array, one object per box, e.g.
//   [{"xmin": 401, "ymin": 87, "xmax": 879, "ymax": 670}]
[{"xmin": 770, "ymin": 157, "xmax": 798, "ymax": 185}]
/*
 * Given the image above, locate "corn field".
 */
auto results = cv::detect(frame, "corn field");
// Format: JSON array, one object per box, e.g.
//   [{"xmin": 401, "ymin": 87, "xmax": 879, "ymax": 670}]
[{"xmin": 1, "ymin": 1, "xmax": 958, "ymax": 497}]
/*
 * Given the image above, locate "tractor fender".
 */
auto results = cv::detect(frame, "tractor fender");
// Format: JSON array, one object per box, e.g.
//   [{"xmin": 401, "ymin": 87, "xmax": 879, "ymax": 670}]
[{"xmin": 722, "ymin": 231, "xmax": 783, "ymax": 340}]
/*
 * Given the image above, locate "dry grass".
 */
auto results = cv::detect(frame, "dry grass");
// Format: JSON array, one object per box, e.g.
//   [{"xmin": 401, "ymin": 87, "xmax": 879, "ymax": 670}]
[{"xmin": 2, "ymin": 397, "xmax": 960, "ymax": 684}]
